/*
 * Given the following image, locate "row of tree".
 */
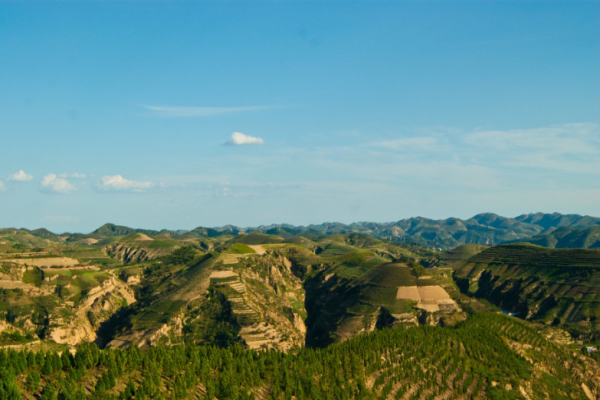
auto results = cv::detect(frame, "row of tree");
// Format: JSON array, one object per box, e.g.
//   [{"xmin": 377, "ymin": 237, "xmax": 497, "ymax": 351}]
[{"xmin": 0, "ymin": 313, "xmax": 592, "ymax": 399}]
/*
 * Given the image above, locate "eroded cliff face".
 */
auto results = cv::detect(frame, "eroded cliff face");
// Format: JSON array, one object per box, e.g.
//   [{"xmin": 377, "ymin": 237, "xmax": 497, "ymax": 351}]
[
  {"xmin": 46, "ymin": 275, "xmax": 136, "ymax": 346},
  {"xmin": 104, "ymin": 244, "xmax": 151, "ymax": 263},
  {"xmin": 104, "ymin": 248, "xmax": 309, "ymax": 352},
  {"xmin": 232, "ymin": 252, "xmax": 307, "ymax": 351}
]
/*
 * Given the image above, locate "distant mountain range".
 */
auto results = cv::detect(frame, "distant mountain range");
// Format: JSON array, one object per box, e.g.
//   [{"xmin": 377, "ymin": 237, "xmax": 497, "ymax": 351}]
[{"xmin": 4, "ymin": 212, "xmax": 599, "ymax": 250}]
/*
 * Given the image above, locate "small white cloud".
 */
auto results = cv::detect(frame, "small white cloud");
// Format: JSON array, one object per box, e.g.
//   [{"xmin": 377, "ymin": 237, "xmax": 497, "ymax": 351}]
[
  {"xmin": 8, "ymin": 170, "xmax": 33, "ymax": 182},
  {"xmin": 224, "ymin": 132, "xmax": 265, "ymax": 146},
  {"xmin": 97, "ymin": 175, "xmax": 154, "ymax": 192},
  {"xmin": 59, "ymin": 173, "xmax": 86, "ymax": 179},
  {"xmin": 0, "ymin": 181, "xmax": 5, "ymax": 192},
  {"xmin": 40, "ymin": 174, "xmax": 75, "ymax": 193}
]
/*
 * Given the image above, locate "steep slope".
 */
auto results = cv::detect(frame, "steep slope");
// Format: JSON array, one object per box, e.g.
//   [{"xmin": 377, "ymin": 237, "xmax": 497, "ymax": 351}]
[
  {"xmin": 92, "ymin": 223, "xmax": 159, "ymax": 237},
  {"xmin": 99, "ymin": 235, "xmax": 443, "ymax": 352},
  {"xmin": 290, "ymin": 243, "xmax": 465, "ymax": 347},
  {"xmin": 508, "ymin": 226, "xmax": 600, "ymax": 249},
  {"xmin": 453, "ymin": 244, "xmax": 600, "ymax": 338},
  {"xmin": 5, "ymin": 312, "xmax": 600, "ymax": 400},
  {"xmin": 103, "ymin": 233, "xmax": 182, "ymax": 263},
  {"xmin": 515, "ymin": 212, "xmax": 600, "ymax": 229},
  {"xmin": 103, "ymin": 244, "xmax": 309, "ymax": 352},
  {"xmin": 0, "ymin": 259, "xmax": 134, "ymax": 347},
  {"xmin": 424, "ymin": 243, "xmax": 489, "ymax": 267}
]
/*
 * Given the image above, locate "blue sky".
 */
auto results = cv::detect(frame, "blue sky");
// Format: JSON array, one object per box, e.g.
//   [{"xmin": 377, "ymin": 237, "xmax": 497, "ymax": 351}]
[{"xmin": 1, "ymin": 2, "xmax": 599, "ymax": 233}]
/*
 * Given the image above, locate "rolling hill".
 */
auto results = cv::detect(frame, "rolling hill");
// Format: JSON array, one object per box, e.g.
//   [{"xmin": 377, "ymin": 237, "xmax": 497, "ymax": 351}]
[
  {"xmin": 453, "ymin": 244, "xmax": 600, "ymax": 338},
  {"xmin": 507, "ymin": 226, "xmax": 600, "ymax": 249},
  {"xmin": 7, "ymin": 212, "xmax": 600, "ymax": 251}
]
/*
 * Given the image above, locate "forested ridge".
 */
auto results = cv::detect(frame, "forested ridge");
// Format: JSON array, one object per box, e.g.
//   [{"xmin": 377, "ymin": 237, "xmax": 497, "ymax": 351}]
[{"xmin": 1, "ymin": 313, "xmax": 599, "ymax": 400}]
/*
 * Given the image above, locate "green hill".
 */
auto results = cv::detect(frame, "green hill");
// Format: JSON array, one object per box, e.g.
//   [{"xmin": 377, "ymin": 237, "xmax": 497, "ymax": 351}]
[
  {"xmin": 515, "ymin": 212, "xmax": 600, "ymax": 229},
  {"xmin": 453, "ymin": 244, "xmax": 600, "ymax": 337},
  {"xmin": 231, "ymin": 233, "xmax": 284, "ymax": 245},
  {"xmin": 3, "ymin": 312, "xmax": 600, "ymax": 400},
  {"xmin": 425, "ymin": 243, "xmax": 488, "ymax": 267},
  {"xmin": 508, "ymin": 226, "xmax": 600, "ymax": 249},
  {"xmin": 92, "ymin": 223, "xmax": 159, "ymax": 237}
]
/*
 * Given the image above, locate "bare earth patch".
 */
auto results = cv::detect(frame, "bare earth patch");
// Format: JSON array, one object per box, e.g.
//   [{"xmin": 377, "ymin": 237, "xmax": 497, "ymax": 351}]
[
  {"xmin": 248, "ymin": 245, "xmax": 266, "ymax": 255},
  {"xmin": 220, "ymin": 254, "xmax": 243, "ymax": 264},
  {"xmin": 209, "ymin": 270, "xmax": 237, "ymax": 279},
  {"xmin": 133, "ymin": 234, "xmax": 154, "ymax": 241},
  {"xmin": 418, "ymin": 285, "xmax": 451, "ymax": 300},
  {"xmin": 396, "ymin": 286, "xmax": 421, "ymax": 301},
  {"xmin": 7, "ymin": 257, "xmax": 79, "ymax": 267},
  {"xmin": 397, "ymin": 285, "xmax": 457, "ymax": 312}
]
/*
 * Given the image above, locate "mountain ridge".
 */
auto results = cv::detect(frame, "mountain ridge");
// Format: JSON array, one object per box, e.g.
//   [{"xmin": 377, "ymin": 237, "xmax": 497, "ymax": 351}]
[{"xmin": 16, "ymin": 212, "xmax": 600, "ymax": 250}]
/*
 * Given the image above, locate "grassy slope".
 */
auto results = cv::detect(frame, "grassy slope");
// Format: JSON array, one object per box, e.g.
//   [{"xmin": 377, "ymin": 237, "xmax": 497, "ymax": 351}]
[
  {"xmin": 453, "ymin": 243, "xmax": 600, "ymax": 337},
  {"xmin": 509, "ymin": 226, "xmax": 600, "ymax": 249}
]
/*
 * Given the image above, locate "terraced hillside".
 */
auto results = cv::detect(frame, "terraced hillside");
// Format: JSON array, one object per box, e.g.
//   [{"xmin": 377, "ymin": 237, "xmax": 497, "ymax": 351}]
[
  {"xmin": 0, "ymin": 254, "xmax": 134, "ymax": 347},
  {"xmin": 286, "ymin": 242, "xmax": 465, "ymax": 347},
  {"xmin": 103, "ymin": 233, "xmax": 182, "ymax": 263},
  {"xmin": 424, "ymin": 243, "xmax": 488, "ymax": 267},
  {"xmin": 507, "ymin": 226, "xmax": 600, "ymax": 249},
  {"xmin": 453, "ymin": 244, "xmax": 600, "ymax": 338},
  {"xmin": 99, "ymin": 235, "xmax": 429, "ymax": 352},
  {"xmin": 81, "ymin": 233, "xmax": 459, "ymax": 352}
]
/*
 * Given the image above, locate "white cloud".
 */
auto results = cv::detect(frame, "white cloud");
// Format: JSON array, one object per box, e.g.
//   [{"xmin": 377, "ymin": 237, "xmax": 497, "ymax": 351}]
[
  {"xmin": 97, "ymin": 175, "xmax": 154, "ymax": 192},
  {"xmin": 464, "ymin": 123, "xmax": 599, "ymax": 154},
  {"xmin": 224, "ymin": 132, "xmax": 265, "ymax": 146},
  {"xmin": 463, "ymin": 123, "xmax": 600, "ymax": 174},
  {"xmin": 367, "ymin": 123, "xmax": 600, "ymax": 175},
  {"xmin": 59, "ymin": 173, "xmax": 86, "ymax": 178},
  {"xmin": 143, "ymin": 105, "xmax": 269, "ymax": 118},
  {"xmin": 0, "ymin": 181, "xmax": 5, "ymax": 192},
  {"xmin": 8, "ymin": 170, "xmax": 33, "ymax": 182},
  {"xmin": 40, "ymin": 174, "xmax": 75, "ymax": 193}
]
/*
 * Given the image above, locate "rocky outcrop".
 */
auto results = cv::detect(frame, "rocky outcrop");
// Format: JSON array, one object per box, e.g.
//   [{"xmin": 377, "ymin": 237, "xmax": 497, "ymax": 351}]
[
  {"xmin": 104, "ymin": 244, "xmax": 150, "ymax": 263},
  {"xmin": 46, "ymin": 275, "xmax": 136, "ymax": 346}
]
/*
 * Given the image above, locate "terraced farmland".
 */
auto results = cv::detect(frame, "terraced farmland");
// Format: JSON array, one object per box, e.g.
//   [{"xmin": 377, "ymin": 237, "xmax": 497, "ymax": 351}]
[{"xmin": 453, "ymin": 244, "xmax": 600, "ymax": 338}]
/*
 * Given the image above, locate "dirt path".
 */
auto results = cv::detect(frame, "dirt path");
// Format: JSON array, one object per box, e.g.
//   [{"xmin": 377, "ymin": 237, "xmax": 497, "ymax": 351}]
[
  {"xmin": 6, "ymin": 257, "xmax": 79, "ymax": 267},
  {"xmin": 248, "ymin": 245, "xmax": 266, "ymax": 255}
]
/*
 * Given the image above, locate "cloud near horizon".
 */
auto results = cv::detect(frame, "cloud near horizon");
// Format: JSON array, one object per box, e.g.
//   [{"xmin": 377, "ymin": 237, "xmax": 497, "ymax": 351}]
[
  {"xmin": 224, "ymin": 132, "xmax": 265, "ymax": 146},
  {"xmin": 143, "ymin": 105, "xmax": 269, "ymax": 118},
  {"xmin": 8, "ymin": 170, "xmax": 33, "ymax": 182},
  {"xmin": 59, "ymin": 173, "xmax": 86, "ymax": 178},
  {"xmin": 40, "ymin": 174, "xmax": 75, "ymax": 193},
  {"xmin": 369, "ymin": 123, "xmax": 599, "ymax": 175},
  {"xmin": 96, "ymin": 175, "xmax": 154, "ymax": 192}
]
